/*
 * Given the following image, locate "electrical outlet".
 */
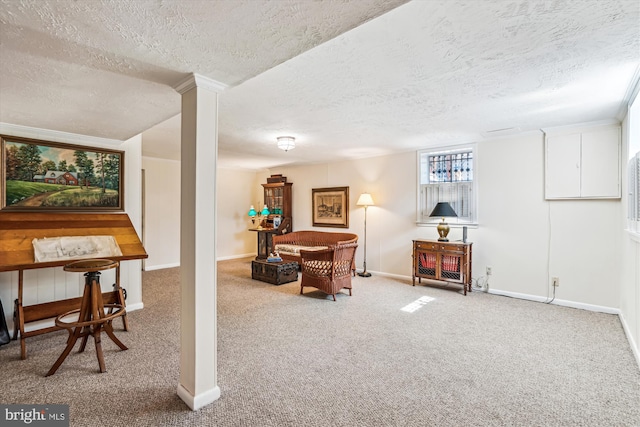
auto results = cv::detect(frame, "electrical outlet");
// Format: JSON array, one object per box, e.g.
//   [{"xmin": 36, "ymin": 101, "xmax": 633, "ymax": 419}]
[
  {"xmin": 552, "ymin": 277, "xmax": 560, "ymax": 287},
  {"xmin": 486, "ymin": 266, "xmax": 492, "ymax": 276}
]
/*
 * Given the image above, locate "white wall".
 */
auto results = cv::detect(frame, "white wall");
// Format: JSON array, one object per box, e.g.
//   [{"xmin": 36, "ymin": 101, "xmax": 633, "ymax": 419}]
[
  {"xmin": 139, "ymin": 123, "xmax": 634, "ymax": 359},
  {"xmin": 141, "ymin": 157, "xmax": 257, "ymax": 269},
  {"xmin": 0, "ymin": 125, "xmax": 144, "ymax": 333},
  {"xmin": 142, "ymin": 157, "xmax": 181, "ymax": 270},
  {"xmin": 619, "ymin": 99, "xmax": 640, "ymax": 366},
  {"xmin": 142, "ymin": 127, "xmax": 626, "ymax": 314},
  {"xmin": 217, "ymin": 167, "xmax": 261, "ymax": 260},
  {"xmin": 265, "ymin": 129, "xmax": 624, "ymax": 311}
]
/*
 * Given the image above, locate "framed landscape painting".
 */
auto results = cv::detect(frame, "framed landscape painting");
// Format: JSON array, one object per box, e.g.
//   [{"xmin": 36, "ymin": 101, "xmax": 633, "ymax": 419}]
[
  {"xmin": 1, "ymin": 136, "xmax": 124, "ymax": 211},
  {"xmin": 312, "ymin": 186, "xmax": 349, "ymax": 228}
]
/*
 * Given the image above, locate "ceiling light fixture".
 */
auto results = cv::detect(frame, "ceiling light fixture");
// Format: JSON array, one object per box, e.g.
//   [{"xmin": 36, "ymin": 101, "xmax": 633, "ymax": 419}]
[{"xmin": 277, "ymin": 136, "xmax": 295, "ymax": 152}]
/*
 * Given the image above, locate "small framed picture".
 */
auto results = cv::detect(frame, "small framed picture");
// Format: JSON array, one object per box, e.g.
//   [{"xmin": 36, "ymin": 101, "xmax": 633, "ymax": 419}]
[{"xmin": 312, "ymin": 186, "xmax": 349, "ymax": 228}]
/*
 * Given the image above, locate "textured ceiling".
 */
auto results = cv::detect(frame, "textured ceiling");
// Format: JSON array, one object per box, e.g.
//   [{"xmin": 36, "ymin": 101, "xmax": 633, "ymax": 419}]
[
  {"xmin": 1, "ymin": 0, "xmax": 639, "ymax": 169},
  {"xmin": 0, "ymin": 0, "xmax": 405, "ymax": 141}
]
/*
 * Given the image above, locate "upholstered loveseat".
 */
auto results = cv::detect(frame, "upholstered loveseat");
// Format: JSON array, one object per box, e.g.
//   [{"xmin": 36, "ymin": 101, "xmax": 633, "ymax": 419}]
[{"xmin": 272, "ymin": 230, "xmax": 358, "ymax": 274}]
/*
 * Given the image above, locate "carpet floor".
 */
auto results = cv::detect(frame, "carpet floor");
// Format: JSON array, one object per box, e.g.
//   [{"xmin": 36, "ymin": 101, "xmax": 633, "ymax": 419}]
[{"xmin": 1, "ymin": 257, "xmax": 639, "ymax": 426}]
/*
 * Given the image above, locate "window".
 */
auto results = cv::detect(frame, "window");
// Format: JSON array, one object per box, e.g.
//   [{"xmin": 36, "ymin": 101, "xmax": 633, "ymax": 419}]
[{"xmin": 417, "ymin": 145, "xmax": 476, "ymax": 224}]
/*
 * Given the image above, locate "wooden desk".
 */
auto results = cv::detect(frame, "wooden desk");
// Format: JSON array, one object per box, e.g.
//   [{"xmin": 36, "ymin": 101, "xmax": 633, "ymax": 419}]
[
  {"xmin": 248, "ymin": 217, "xmax": 292, "ymax": 260},
  {"xmin": 249, "ymin": 228, "xmax": 280, "ymax": 260},
  {"xmin": 0, "ymin": 212, "xmax": 147, "ymax": 359}
]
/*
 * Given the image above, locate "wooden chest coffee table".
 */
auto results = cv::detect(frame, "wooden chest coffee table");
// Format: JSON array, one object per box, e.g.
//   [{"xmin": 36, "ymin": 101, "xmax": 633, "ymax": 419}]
[{"xmin": 251, "ymin": 259, "xmax": 299, "ymax": 285}]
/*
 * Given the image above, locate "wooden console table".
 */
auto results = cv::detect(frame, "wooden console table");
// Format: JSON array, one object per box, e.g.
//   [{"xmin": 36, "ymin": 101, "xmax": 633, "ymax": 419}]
[
  {"xmin": 0, "ymin": 212, "xmax": 147, "ymax": 359},
  {"xmin": 412, "ymin": 239, "xmax": 472, "ymax": 295}
]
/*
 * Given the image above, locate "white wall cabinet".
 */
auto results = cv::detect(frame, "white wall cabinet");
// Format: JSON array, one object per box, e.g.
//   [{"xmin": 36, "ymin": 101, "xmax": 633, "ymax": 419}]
[{"xmin": 545, "ymin": 125, "xmax": 621, "ymax": 199}]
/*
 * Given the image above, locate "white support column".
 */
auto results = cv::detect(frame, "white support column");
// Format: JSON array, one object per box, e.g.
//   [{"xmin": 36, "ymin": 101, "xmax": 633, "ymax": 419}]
[{"xmin": 173, "ymin": 73, "xmax": 227, "ymax": 411}]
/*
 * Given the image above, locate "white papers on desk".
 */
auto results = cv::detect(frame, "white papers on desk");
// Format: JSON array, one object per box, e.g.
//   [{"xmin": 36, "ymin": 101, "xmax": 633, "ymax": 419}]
[{"xmin": 32, "ymin": 235, "xmax": 122, "ymax": 263}]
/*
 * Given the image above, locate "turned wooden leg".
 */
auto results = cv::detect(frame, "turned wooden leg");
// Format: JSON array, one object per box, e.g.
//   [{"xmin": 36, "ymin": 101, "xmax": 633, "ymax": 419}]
[
  {"xmin": 46, "ymin": 326, "xmax": 82, "ymax": 376},
  {"xmin": 20, "ymin": 338, "xmax": 26, "ymax": 360},
  {"xmin": 78, "ymin": 328, "xmax": 90, "ymax": 353},
  {"xmin": 97, "ymin": 283, "xmax": 127, "ymax": 351},
  {"xmin": 77, "ymin": 280, "xmax": 93, "ymax": 353},
  {"xmin": 103, "ymin": 321, "xmax": 128, "ymax": 351},
  {"xmin": 93, "ymin": 324, "xmax": 106, "ymax": 373}
]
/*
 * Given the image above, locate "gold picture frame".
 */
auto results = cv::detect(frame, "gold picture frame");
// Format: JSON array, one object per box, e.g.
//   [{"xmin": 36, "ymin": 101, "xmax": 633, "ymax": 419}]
[
  {"xmin": 1, "ymin": 135, "xmax": 124, "ymax": 211},
  {"xmin": 312, "ymin": 186, "xmax": 349, "ymax": 228}
]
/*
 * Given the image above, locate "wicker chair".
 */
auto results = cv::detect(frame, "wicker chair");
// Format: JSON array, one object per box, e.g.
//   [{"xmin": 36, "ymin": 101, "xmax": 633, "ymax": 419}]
[
  {"xmin": 272, "ymin": 231, "xmax": 358, "ymax": 275},
  {"xmin": 299, "ymin": 243, "xmax": 358, "ymax": 301}
]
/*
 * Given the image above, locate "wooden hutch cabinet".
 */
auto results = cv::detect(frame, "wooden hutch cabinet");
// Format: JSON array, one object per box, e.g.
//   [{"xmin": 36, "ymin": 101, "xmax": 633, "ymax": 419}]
[
  {"xmin": 250, "ymin": 175, "xmax": 293, "ymax": 259},
  {"xmin": 262, "ymin": 175, "xmax": 293, "ymax": 231},
  {"xmin": 412, "ymin": 239, "xmax": 472, "ymax": 295}
]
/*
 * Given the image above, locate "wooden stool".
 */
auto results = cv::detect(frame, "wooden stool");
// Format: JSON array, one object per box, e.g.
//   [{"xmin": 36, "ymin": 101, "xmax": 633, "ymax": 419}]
[{"xmin": 46, "ymin": 259, "xmax": 127, "ymax": 376}]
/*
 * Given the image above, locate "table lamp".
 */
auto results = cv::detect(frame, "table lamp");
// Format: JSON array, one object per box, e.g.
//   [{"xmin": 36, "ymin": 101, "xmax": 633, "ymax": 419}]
[
  {"xmin": 248, "ymin": 204, "xmax": 270, "ymax": 230},
  {"xmin": 429, "ymin": 202, "xmax": 457, "ymax": 242}
]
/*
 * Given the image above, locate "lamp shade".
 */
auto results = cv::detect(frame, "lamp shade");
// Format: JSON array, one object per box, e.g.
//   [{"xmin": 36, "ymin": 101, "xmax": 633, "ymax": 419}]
[
  {"xmin": 247, "ymin": 205, "xmax": 257, "ymax": 217},
  {"xmin": 260, "ymin": 205, "xmax": 270, "ymax": 216},
  {"xmin": 356, "ymin": 193, "xmax": 375, "ymax": 207},
  {"xmin": 429, "ymin": 202, "xmax": 457, "ymax": 218}
]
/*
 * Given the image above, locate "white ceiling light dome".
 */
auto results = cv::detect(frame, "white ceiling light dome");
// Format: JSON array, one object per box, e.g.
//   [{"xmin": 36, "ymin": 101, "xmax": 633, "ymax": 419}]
[{"xmin": 277, "ymin": 136, "xmax": 296, "ymax": 151}]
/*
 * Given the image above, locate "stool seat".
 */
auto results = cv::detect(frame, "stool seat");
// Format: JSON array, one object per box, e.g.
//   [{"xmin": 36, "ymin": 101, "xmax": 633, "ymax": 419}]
[
  {"xmin": 63, "ymin": 258, "xmax": 119, "ymax": 273},
  {"xmin": 46, "ymin": 258, "xmax": 127, "ymax": 376}
]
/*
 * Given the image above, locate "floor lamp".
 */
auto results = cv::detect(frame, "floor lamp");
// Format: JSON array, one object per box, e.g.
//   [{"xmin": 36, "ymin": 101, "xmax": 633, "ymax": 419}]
[{"xmin": 356, "ymin": 192, "xmax": 375, "ymax": 277}]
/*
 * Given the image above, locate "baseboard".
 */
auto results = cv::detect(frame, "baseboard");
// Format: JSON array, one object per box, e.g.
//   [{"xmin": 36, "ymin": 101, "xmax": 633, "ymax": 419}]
[
  {"xmin": 488, "ymin": 288, "xmax": 620, "ymax": 314},
  {"xmin": 217, "ymin": 253, "xmax": 255, "ymax": 261},
  {"xmin": 348, "ymin": 272, "xmax": 620, "ymax": 315},
  {"xmin": 143, "ymin": 254, "xmax": 255, "ymax": 271},
  {"xmin": 619, "ymin": 311, "xmax": 640, "ymax": 369},
  {"xmin": 177, "ymin": 383, "xmax": 221, "ymax": 411},
  {"xmin": 360, "ymin": 270, "xmax": 408, "ymax": 281},
  {"xmin": 126, "ymin": 302, "xmax": 144, "ymax": 312},
  {"xmin": 144, "ymin": 262, "xmax": 180, "ymax": 271}
]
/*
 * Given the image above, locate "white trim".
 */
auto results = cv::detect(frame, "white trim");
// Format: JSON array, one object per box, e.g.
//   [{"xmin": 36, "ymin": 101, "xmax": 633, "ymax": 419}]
[
  {"xmin": 143, "ymin": 254, "xmax": 256, "ymax": 269},
  {"xmin": 142, "ymin": 155, "xmax": 181, "ymax": 164},
  {"xmin": 619, "ymin": 64, "xmax": 640, "ymax": 120},
  {"xmin": 126, "ymin": 302, "xmax": 144, "ymax": 312},
  {"xmin": 364, "ymin": 270, "xmax": 405, "ymax": 280},
  {"xmin": 619, "ymin": 311, "xmax": 640, "ymax": 369},
  {"xmin": 177, "ymin": 384, "xmax": 221, "ymax": 411},
  {"xmin": 626, "ymin": 229, "xmax": 640, "ymax": 243},
  {"xmin": 488, "ymin": 288, "xmax": 620, "ymax": 314},
  {"xmin": 0, "ymin": 122, "xmax": 123, "ymax": 147},
  {"xmin": 417, "ymin": 144, "xmax": 477, "ymax": 224},
  {"xmin": 416, "ymin": 222, "xmax": 479, "ymax": 228},
  {"xmin": 370, "ymin": 272, "xmax": 620, "ymax": 314},
  {"xmin": 217, "ymin": 253, "xmax": 255, "ymax": 261},
  {"xmin": 173, "ymin": 73, "xmax": 228, "ymax": 94},
  {"xmin": 540, "ymin": 119, "xmax": 621, "ymax": 136},
  {"xmin": 144, "ymin": 262, "xmax": 180, "ymax": 271}
]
